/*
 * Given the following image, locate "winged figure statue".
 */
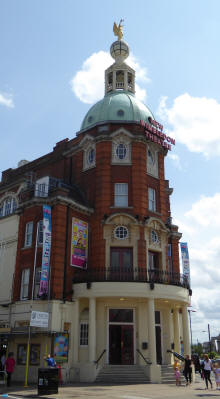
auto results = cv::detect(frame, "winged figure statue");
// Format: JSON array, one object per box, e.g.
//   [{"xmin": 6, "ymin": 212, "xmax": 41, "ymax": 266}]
[{"xmin": 113, "ymin": 19, "xmax": 124, "ymax": 41}]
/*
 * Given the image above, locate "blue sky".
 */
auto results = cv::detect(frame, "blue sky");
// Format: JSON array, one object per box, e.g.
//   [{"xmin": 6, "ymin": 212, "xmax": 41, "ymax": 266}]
[{"xmin": 1, "ymin": 0, "xmax": 220, "ymax": 345}]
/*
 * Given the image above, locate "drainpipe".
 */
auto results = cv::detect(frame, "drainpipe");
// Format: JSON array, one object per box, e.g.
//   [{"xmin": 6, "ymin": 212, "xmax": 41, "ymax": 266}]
[{"xmin": 63, "ymin": 205, "xmax": 70, "ymax": 303}]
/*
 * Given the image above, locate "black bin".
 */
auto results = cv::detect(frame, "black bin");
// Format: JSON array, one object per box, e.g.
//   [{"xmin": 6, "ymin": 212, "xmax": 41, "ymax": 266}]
[{"xmin": 38, "ymin": 368, "xmax": 59, "ymax": 395}]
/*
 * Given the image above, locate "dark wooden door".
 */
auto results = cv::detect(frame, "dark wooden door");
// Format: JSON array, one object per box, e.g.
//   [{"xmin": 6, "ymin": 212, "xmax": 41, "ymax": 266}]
[
  {"xmin": 109, "ymin": 325, "xmax": 121, "ymax": 364},
  {"xmin": 109, "ymin": 325, "xmax": 134, "ymax": 364},
  {"xmin": 121, "ymin": 325, "xmax": 134, "ymax": 364}
]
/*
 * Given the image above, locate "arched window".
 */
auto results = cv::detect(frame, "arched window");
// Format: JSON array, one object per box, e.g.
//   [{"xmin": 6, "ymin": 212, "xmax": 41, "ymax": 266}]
[{"xmin": 0, "ymin": 196, "xmax": 17, "ymax": 218}]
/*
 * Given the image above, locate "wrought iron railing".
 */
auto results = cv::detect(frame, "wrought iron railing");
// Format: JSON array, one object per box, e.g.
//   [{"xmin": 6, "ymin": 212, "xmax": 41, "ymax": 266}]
[{"xmin": 72, "ymin": 267, "xmax": 190, "ymax": 289}]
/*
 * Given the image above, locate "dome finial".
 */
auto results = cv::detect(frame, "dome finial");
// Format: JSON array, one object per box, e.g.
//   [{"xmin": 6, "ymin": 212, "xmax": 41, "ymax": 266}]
[{"xmin": 113, "ymin": 19, "xmax": 124, "ymax": 41}]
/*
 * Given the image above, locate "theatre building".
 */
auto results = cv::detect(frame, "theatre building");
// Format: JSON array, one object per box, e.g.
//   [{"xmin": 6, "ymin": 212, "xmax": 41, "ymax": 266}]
[{"xmin": 0, "ymin": 29, "xmax": 191, "ymax": 383}]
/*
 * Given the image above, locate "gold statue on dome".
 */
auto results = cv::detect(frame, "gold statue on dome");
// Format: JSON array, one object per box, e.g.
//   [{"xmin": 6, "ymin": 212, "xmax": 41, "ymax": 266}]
[{"xmin": 113, "ymin": 19, "xmax": 124, "ymax": 41}]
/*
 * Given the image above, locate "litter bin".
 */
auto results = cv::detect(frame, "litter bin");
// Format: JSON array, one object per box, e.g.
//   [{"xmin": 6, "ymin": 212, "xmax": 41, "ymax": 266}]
[{"xmin": 38, "ymin": 368, "xmax": 59, "ymax": 395}]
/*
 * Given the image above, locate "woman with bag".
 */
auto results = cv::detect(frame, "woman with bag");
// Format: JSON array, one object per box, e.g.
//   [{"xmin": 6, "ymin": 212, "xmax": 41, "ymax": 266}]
[{"xmin": 183, "ymin": 355, "xmax": 192, "ymax": 386}]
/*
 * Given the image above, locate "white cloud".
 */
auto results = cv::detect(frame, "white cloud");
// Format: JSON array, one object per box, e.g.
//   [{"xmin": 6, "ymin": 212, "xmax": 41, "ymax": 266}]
[
  {"xmin": 176, "ymin": 193, "xmax": 220, "ymax": 341},
  {"xmin": 158, "ymin": 93, "xmax": 220, "ymax": 158},
  {"xmin": 167, "ymin": 153, "xmax": 182, "ymax": 170},
  {"xmin": 70, "ymin": 51, "xmax": 149, "ymax": 104},
  {"xmin": 0, "ymin": 92, "xmax": 14, "ymax": 108}
]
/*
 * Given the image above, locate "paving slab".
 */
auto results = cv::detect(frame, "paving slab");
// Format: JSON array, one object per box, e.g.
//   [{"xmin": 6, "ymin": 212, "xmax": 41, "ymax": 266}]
[{"xmin": 0, "ymin": 376, "xmax": 219, "ymax": 399}]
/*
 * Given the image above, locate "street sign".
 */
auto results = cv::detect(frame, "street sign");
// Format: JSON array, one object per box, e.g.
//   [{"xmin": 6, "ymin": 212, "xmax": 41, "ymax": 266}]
[{"xmin": 30, "ymin": 311, "xmax": 49, "ymax": 327}]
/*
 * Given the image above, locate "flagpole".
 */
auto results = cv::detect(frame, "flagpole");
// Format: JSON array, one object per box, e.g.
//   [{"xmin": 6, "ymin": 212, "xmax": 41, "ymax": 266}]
[{"xmin": 24, "ymin": 222, "xmax": 39, "ymax": 387}]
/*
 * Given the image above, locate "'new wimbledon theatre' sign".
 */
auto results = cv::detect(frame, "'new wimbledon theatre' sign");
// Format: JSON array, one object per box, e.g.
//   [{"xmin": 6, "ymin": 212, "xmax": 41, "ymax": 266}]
[{"xmin": 140, "ymin": 118, "xmax": 175, "ymax": 151}]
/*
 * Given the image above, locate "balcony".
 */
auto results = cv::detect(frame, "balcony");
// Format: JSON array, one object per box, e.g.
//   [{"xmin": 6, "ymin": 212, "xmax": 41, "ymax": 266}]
[{"xmin": 72, "ymin": 267, "xmax": 190, "ymax": 289}]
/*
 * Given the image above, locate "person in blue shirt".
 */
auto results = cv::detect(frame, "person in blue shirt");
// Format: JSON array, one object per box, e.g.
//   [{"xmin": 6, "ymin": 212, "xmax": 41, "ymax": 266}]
[{"xmin": 45, "ymin": 354, "xmax": 56, "ymax": 367}]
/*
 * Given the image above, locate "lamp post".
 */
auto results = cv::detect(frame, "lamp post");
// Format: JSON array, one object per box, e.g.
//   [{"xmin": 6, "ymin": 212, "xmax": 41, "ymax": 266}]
[
  {"xmin": 188, "ymin": 308, "xmax": 196, "ymax": 352},
  {"xmin": 203, "ymin": 324, "xmax": 212, "ymax": 353}
]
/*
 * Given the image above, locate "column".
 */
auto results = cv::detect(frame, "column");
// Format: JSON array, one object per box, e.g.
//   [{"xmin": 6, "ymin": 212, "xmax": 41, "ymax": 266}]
[
  {"xmin": 89, "ymin": 297, "xmax": 96, "ymax": 362},
  {"xmin": 147, "ymin": 298, "xmax": 157, "ymax": 365},
  {"xmin": 173, "ymin": 309, "xmax": 181, "ymax": 354},
  {"xmin": 113, "ymin": 71, "xmax": 116, "ymax": 91},
  {"xmin": 73, "ymin": 298, "xmax": 79, "ymax": 363},
  {"xmin": 182, "ymin": 305, "xmax": 191, "ymax": 356}
]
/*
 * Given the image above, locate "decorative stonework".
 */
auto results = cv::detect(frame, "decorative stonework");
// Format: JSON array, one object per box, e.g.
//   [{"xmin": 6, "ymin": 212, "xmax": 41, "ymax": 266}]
[
  {"xmin": 111, "ymin": 131, "xmax": 131, "ymax": 164},
  {"xmin": 81, "ymin": 136, "xmax": 96, "ymax": 171},
  {"xmin": 147, "ymin": 144, "xmax": 158, "ymax": 178}
]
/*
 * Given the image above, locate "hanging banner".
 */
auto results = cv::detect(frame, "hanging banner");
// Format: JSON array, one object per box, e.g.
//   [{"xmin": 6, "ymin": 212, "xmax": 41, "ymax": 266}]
[
  {"xmin": 71, "ymin": 218, "xmax": 88, "ymax": 269},
  {"xmin": 39, "ymin": 205, "xmax": 52, "ymax": 296},
  {"xmin": 180, "ymin": 242, "xmax": 190, "ymax": 285}
]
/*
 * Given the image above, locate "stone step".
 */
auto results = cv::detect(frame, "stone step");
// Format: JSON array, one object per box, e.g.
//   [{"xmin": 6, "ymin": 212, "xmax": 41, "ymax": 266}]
[{"xmin": 95, "ymin": 365, "xmax": 150, "ymax": 384}]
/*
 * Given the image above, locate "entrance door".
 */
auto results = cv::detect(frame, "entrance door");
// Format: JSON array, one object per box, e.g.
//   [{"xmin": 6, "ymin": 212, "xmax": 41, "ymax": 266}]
[
  {"xmin": 110, "ymin": 248, "xmax": 133, "ymax": 280},
  {"xmin": 121, "ymin": 325, "xmax": 134, "ymax": 364},
  {"xmin": 109, "ymin": 325, "xmax": 134, "ymax": 364}
]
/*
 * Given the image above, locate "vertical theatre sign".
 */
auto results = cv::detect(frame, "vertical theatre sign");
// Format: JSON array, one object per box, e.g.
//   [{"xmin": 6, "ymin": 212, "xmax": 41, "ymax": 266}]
[
  {"xmin": 71, "ymin": 218, "xmax": 88, "ymax": 269},
  {"xmin": 180, "ymin": 242, "xmax": 191, "ymax": 286},
  {"xmin": 39, "ymin": 205, "xmax": 52, "ymax": 296}
]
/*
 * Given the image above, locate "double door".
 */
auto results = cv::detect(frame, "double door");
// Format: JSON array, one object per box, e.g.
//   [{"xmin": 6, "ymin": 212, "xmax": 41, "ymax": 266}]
[{"xmin": 109, "ymin": 324, "xmax": 134, "ymax": 365}]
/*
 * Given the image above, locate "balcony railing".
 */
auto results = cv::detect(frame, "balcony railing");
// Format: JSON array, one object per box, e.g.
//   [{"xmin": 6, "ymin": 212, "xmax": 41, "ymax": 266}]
[{"xmin": 72, "ymin": 267, "xmax": 190, "ymax": 289}]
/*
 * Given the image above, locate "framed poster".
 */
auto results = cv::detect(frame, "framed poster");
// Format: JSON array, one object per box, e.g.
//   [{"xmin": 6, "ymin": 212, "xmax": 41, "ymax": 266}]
[
  {"xmin": 53, "ymin": 333, "xmax": 69, "ymax": 363},
  {"xmin": 17, "ymin": 344, "xmax": 27, "ymax": 365},
  {"xmin": 71, "ymin": 218, "xmax": 88, "ymax": 269},
  {"xmin": 30, "ymin": 344, "xmax": 40, "ymax": 365}
]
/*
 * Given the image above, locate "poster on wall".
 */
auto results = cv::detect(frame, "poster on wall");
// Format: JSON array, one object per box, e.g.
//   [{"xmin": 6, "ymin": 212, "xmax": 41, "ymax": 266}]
[
  {"xmin": 180, "ymin": 242, "xmax": 191, "ymax": 285},
  {"xmin": 71, "ymin": 218, "xmax": 88, "ymax": 269},
  {"xmin": 39, "ymin": 205, "xmax": 52, "ymax": 296},
  {"xmin": 53, "ymin": 333, "xmax": 69, "ymax": 362}
]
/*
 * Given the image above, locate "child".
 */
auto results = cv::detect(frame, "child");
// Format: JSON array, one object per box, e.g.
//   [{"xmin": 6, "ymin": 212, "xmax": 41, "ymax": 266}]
[
  {"xmin": 213, "ymin": 362, "xmax": 220, "ymax": 390},
  {"xmin": 175, "ymin": 366, "xmax": 181, "ymax": 386}
]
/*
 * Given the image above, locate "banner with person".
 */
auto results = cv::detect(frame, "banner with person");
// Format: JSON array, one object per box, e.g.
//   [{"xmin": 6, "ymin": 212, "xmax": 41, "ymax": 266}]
[
  {"xmin": 39, "ymin": 205, "xmax": 52, "ymax": 296},
  {"xmin": 180, "ymin": 242, "xmax": 191, "ymax": 286},
  {"xmin": 71, "ymin": 218, "xmax": 88, "ymax": 268}
]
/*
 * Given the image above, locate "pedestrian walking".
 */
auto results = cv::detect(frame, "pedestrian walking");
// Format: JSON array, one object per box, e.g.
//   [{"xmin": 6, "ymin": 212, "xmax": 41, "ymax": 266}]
[
  {"xmin": 183, "ymin": 355, "xmax": 192, "ymax": 386},
  {"xmin": 203, "ymin": 353, "xmax": 213, "ymax": 389},
  {"xmin": 5, "ymin": 352, "xmax": 15, "ymax": 387},
  {"xmin": 213, "ymin": 361, "xmax": 220, "ymax": 390}
]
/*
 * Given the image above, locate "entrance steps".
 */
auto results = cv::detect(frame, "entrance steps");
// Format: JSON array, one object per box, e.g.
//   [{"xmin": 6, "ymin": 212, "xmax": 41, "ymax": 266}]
[
  {"xmin": 95, "ymin": 364, "xmax": 150, "ymax": 384},
  {"xmin": 161, "ymin": 364, "xmax": 184, "ymax": 385}
]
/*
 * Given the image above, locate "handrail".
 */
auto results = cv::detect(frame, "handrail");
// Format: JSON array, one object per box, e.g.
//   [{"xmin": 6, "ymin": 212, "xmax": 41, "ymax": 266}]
[
  {"xmin": 167, "ymin": 349, "xmax": 185, "ymax": 361},
  {"xmin": 94, "ymin": 349, "xmax": 106, "ymax": 369},
  {"xmin": 72, "ymin": 267, "xmax": 190, "ymax": 289},
  {"xmin": 136, "ymin": 349, "xmax": 152, "ymax": 365}
]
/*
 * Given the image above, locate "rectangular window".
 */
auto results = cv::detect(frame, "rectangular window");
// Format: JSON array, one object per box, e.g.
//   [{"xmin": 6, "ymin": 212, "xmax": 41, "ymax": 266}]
[
  {"xmin": 24, "ymin": 222, "xmax": 33, "ymax": 247},
  {"xmin": 148, "ymin": 187, "xmax": 156, "ymax": 211},
  {"xmin": 114, "ymin": 183, "xmax": 128, "ymax": 207},
  {"xmin": 34, "ymin": 267, "xmax": 41, "ymax": 299},
  {"xmin": 109, "ymin": 309, "xmax": 133, "ymax": 323},
  {"xmin": 20, "ymin": 268, "xmax": 30, "ymax": 300},
  {"xmin": 35, "ymin": 176, "xmax": 49, "ymax": 197},
  {"xmin": 80, "ymin": 322, "xmax": 89, "ymax": 346},
  {"xmin": 37, "ymin": 220, "xmax": 43, "ymax": 245}
]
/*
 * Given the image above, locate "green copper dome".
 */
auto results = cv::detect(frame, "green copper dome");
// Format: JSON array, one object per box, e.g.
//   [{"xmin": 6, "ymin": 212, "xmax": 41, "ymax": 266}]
[{"xmin": 80, "ymin": 91, "xmax": 155, "ymax": 131}]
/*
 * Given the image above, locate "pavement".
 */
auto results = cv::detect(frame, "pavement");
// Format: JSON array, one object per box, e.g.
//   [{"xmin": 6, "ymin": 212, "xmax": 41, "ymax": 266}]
[{"xmin": 0, "ymin": 375, "xmax": 219, "ymax": 399}]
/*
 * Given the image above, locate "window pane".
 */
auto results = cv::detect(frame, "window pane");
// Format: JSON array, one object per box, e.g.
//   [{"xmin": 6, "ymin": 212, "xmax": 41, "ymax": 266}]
[
  {"xmin": 115, "ymin": 183, "xmax": 128, "ymax": 207},
  {"xmin": 38, "ymin": 220, "xmax": 43, "ymax": 244},
  {"xmin": 109, "ymin": 309, "xmax": 133, "ymax": 323},
  {"xmin": 80, "ymin": 323, "xmax": 89, "ymax": 346}
]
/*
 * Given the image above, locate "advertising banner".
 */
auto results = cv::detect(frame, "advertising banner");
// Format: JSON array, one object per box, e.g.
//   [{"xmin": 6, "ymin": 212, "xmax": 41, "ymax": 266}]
[
  {"xmin": 71, "ymin": 218, "xmax": 88, "ymax": 269},
  {"xmin": 53, "ymin": 333, "xmax": 69, "ymax": 362},
  {"xmin": 39, "ymin": 205, "xmax": 52, "ymax": 296},
  {"xmin": 180, "ymin": 242, "xmax": 191, "ymax": 285},
  {"xmin": 30, "ymin": 311, "xmax": 49, "ymax": 327}
]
